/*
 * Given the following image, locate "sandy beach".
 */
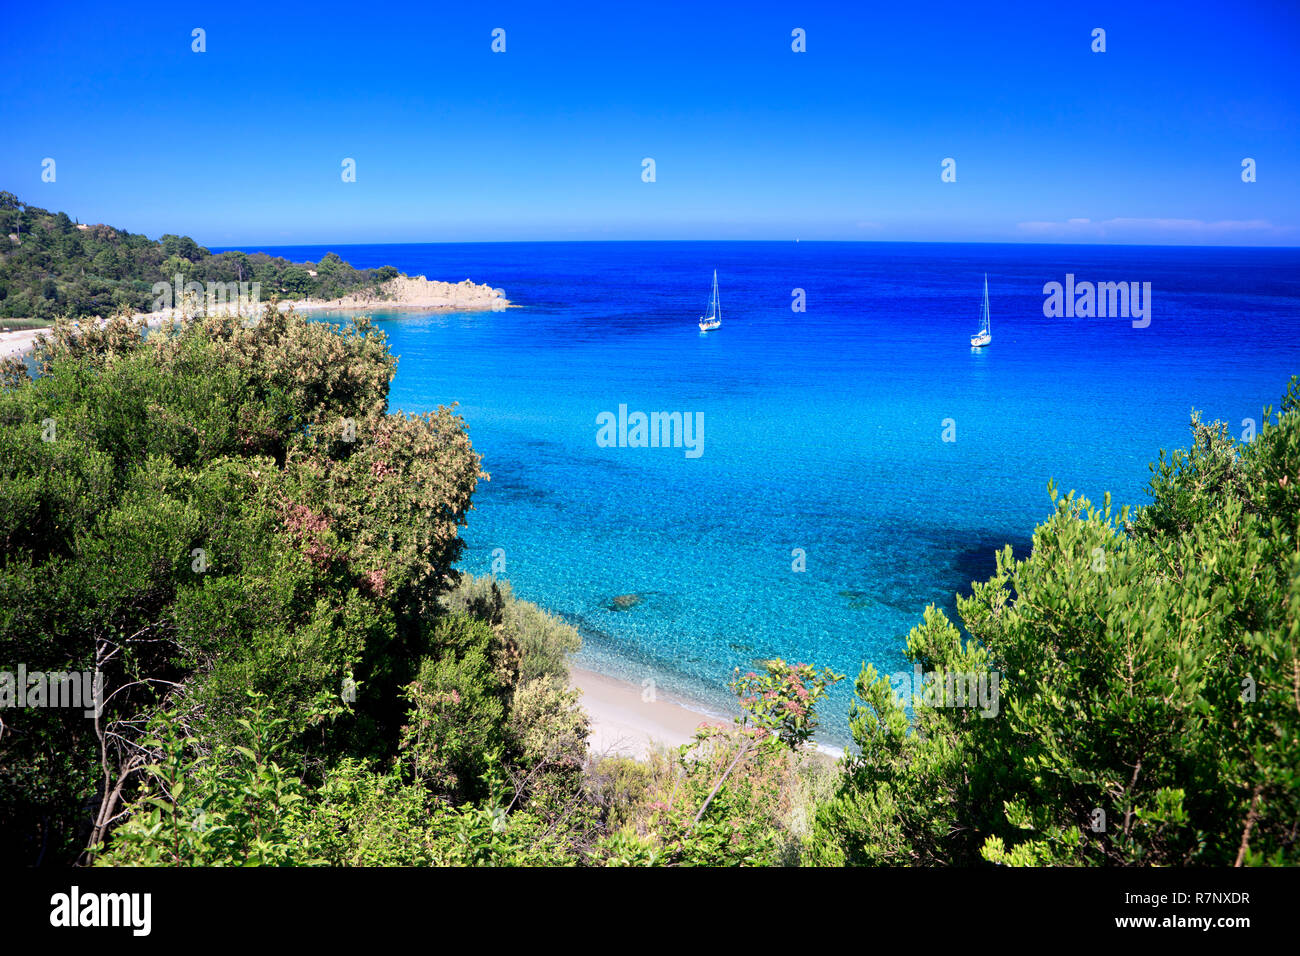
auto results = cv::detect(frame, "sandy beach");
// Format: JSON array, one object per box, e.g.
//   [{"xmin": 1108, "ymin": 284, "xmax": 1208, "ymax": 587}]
[
  {"xmin": 0, "ymin": 327, "xmax": 47, "ymax": 359},
  {"xmin": 568, "ymin": 666, "xmax": 731, "ymax": 760},
  {"xmin": 0, "ymin": 274, "xmax": 509, "ymax": 359},
  {"xmin": 569, "ymin": 665, "xmax": 846, "ymax": 761}
]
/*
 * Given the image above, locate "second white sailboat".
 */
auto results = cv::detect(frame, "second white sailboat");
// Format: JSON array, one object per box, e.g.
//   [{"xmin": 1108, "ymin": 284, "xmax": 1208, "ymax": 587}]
[
  {"xmin": 970, "ymin": 274, "xmax": 992, "ymax": 348},
  {"xmin": 699, "ymin": 269, "xmax": 721, "ymax": 331}
]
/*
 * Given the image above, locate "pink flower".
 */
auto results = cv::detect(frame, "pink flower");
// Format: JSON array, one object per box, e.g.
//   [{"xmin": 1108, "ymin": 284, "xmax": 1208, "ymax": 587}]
[{"xmin": 362, "ymin": 567, "xmax": 388, "ymax": 597}]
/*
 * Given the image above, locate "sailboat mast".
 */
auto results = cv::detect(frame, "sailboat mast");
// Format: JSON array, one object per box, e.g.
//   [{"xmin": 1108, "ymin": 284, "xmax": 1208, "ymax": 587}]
[
  {"xmin": 714, "ymin": 269, "xmax": 720, "ymax": 321},
  {"xmin": 983, "ymin": 273, "xmax": 990, "ymax": 332}
]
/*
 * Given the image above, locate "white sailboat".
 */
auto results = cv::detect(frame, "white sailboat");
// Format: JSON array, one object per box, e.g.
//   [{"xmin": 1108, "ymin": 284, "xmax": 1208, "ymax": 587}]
[
  {"xmin": 970, "ymin": 274, "xmax": 992, "ymax": 348},
  {"xmin": 699, "ymin": 269, "xmax": 722, "ymax": 331}
]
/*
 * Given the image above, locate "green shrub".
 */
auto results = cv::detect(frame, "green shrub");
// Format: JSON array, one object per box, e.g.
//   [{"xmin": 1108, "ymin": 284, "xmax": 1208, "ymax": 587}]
[
  {"xmin": 0, "ymin": 305, "xmax": 482, "ymax": 863},
  {"xmin": 96, "ymin": 694, "xmax": 329, "ymax": 867},
  {"xmin": 291, "ymin": 759, "xmax": 443, "ymax": 866},
  {"xmin": 506, "ymin": 675, "xmax": 590, "ymax": 813},
  {"xmin": 400, "ymin": 615, "xmax": 510, "ymax": 800},
  {"xmin": 441, "ymin": 575, "xmax": 581, "ymax": 682}
]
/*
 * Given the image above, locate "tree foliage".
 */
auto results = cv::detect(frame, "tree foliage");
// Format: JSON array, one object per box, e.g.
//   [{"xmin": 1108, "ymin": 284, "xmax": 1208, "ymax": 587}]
[
  {"xmin": 0, "ymin": 193, "xmax": 402, "ymax": 320},
  {"xmin": 0, "ymin": 305, "xmax": 482, "ymax": 863}
]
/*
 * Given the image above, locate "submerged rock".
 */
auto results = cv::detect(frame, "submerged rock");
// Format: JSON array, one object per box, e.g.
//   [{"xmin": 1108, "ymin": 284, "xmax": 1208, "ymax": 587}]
[
  {"xmin": 608, "ymin": 593, "xmax": 642, "ymax": 611},
  {"xmin": 838, "ymin": 589, "xmax": 876, "ymax": 609}
]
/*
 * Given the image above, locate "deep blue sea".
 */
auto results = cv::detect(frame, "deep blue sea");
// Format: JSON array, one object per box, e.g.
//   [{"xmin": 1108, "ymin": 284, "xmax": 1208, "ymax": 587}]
[{"xmin": 215, "ymin": 241, "xmax": 1300, "ymax": 742}]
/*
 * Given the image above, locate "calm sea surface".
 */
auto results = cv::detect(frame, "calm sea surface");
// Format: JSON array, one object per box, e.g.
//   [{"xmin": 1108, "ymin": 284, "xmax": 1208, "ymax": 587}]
[{"xmin": 216, "ymin": 241, "xmax": 1300, "ymax": 741}]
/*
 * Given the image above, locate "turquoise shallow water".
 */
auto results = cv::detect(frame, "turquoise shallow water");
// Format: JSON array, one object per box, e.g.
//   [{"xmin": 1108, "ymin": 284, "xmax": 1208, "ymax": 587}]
[{"xmin": 222, "ymin": 240, "xmax": 1300, "ymax": 742}]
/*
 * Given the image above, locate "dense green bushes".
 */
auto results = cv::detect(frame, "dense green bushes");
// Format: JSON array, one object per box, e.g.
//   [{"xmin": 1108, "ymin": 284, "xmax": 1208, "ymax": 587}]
[
  {"xmin": 401, "ymin": 615, "xmax": 511, "ymax": 799},
  {"xmin": 0, "ymin": 305, "xmax": 483, "ymax": 863},
  {"xmin": 439, "ymin": 575, "xmax": 582, "ymax": 683},
  {"xmin": 95, "ymin": 694, "xmax": 577, "ymax": 867}
]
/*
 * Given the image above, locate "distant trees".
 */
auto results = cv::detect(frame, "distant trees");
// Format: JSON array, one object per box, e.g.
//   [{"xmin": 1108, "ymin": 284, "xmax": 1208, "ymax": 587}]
[
  {"xmin": 159, "ymin": 233, "xmax": 207, "ymax": 262},
  {"xmin": 0, "ymin": 195, "xmax": 402, "ymax": 320},
  {"xmin": 160, "ymin": 254, "xmax": 195, "ymax": 285},
  {"xmin": 223, "ymin": 250, "xmax": 251, "ymax": 282},
  {"xmin": 280, "ymin": 264, "xmax": 313, "ymax": 298}
]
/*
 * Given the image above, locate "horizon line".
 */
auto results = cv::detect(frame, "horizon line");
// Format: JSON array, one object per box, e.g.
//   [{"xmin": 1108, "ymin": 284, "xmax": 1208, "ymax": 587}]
[{"xmin": 206, "ymin": 237, "xmax": 1300, "ymax": 252}]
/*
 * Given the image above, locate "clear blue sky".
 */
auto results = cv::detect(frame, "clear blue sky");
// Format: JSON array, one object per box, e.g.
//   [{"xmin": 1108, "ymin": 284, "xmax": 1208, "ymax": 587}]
[{"xmin": 2, "ymin": 0, "xmax": 1297, "ymax": 245}]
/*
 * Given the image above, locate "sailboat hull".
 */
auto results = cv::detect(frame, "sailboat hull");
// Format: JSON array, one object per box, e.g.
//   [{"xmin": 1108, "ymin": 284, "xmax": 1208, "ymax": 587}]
[
  {"xmin": 970, "ymin": 332, "xmax": 991, "ymax": 347},
  {"xmin": 699, "ymin": 319, "xmax": 721, "ymax": 331}
]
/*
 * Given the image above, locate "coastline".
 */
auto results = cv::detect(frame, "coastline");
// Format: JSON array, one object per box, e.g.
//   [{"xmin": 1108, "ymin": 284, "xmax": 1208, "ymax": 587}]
[
  {"xmin": 0, "ymin": 274, "xmax": 509, "ymax": 359},
  {"xmin": 568, "ymin": 665, "xmax": 728, "ymax": 760},
  {"xmin": 0, "ymin": 326, "xmax": 47, "ymax": 359},
  {"xmin": 568, "ymin": 664, "xmax": 846, "ymax": 760},
  {"xmin": 286, "ymin": 275, "xmax": 510, "ymax": 313}
]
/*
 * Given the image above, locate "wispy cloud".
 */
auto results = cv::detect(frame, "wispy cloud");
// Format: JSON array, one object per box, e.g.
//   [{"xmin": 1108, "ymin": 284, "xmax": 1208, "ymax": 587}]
[{"xmin": 1015, "ymin": 217, "xmax": 1294, "ymax": 244}]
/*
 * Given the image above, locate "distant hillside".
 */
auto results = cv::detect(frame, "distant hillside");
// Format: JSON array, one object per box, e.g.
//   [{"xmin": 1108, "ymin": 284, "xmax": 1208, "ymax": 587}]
[{"xmin": 0, "ymin": 191, "xmax": 398, "ymax": 319}]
